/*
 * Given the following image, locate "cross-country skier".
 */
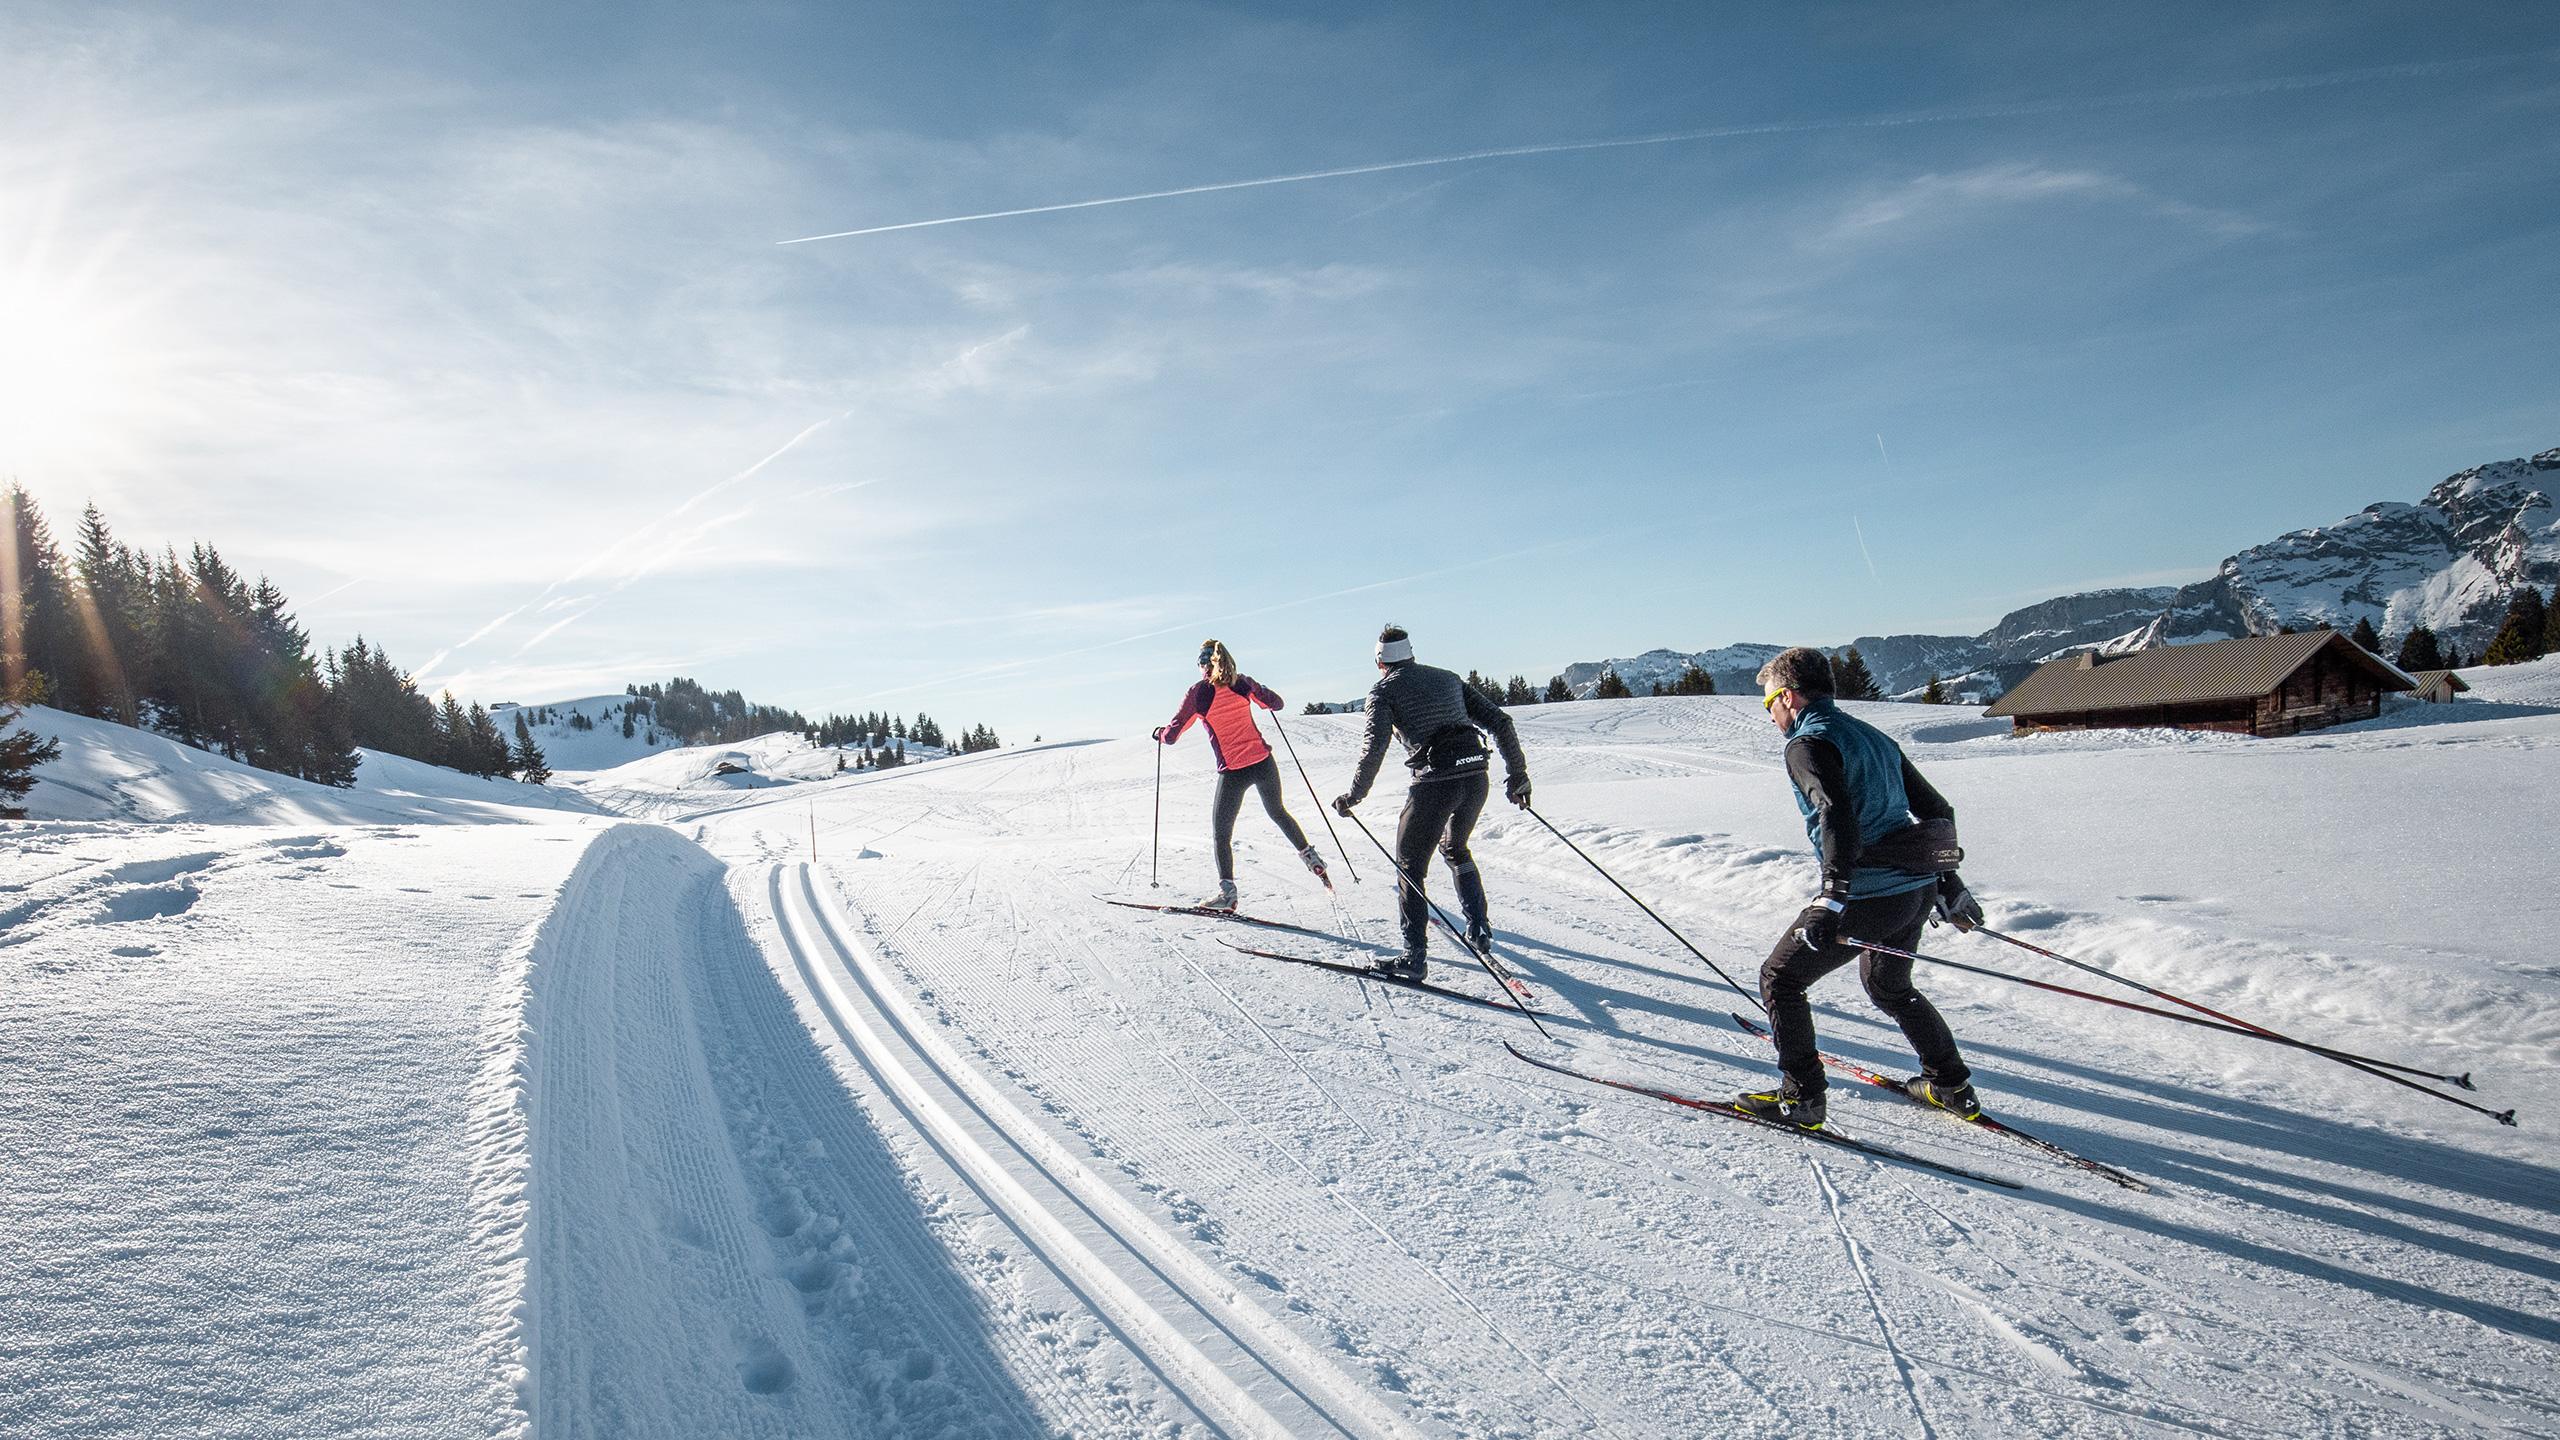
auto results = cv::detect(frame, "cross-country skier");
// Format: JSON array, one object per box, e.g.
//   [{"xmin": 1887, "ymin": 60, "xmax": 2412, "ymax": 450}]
[
  {"xmin": 1741, "ymin": 645, "xmax": 1987, "ymax": 1130},
  {"xmin": 1331, "ymin": 624, "xmax": 1530, "ymax": 980},
  {"xmin": 1156, "ymin": 639, "xmax": 1329, "ymax": 910}
]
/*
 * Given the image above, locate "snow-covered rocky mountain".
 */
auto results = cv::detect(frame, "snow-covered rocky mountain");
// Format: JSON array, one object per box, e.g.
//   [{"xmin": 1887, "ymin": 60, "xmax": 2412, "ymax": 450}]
[
  {"xmin": 1570, "ymin": 447, "xmax": 2558, "ymax": 699},
  {"xmin": 1559, "ymin": 643, "xmax": 1788, "ymax": 699}
]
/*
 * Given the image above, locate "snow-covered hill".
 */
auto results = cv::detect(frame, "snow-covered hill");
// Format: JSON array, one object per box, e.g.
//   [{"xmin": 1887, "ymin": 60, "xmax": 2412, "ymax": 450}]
[
  {"xmin": 490, "ymin": 694, "xmax": 684, "ymax": 773},
  {"xmin": 1572, "ymin": 446, "xmax": 2558, "ymax": 698},
  {"xmin": 10, "ymin": 705, "xmax": 605, "ymax": 825},
  {"xmin": 7, "ymin": 677, "xmax": 2557, "ymax": 1436}
]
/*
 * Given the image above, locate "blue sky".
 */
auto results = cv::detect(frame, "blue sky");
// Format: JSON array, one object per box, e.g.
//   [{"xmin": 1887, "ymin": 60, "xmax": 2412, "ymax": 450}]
[{"xmin": 3, "ymin": 3, "xmax": 2555, "ymax": 741}]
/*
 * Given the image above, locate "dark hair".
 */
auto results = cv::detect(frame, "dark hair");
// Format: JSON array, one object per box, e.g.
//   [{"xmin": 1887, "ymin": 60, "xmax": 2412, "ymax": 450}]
[
  {"xmin": 1755, "ymin": 646, "xmax": 1835, "ymax": 698},
  {"xmin": 1378, "ymin": 623, "xmax": 1408, "ymax": 645}
]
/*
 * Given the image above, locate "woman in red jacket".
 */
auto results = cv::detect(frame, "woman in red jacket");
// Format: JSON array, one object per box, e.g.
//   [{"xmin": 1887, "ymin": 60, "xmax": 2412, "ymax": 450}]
[{"xmin": 1156, "ymin": 639, "xmax": 1329, "ymax": 910}]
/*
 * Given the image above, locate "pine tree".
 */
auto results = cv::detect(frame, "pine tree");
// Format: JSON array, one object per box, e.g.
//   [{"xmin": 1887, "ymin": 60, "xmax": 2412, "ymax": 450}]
[
  {"xmin": 1832, "ymin": 647, "xmax": 1882, "ymax": 701},
  {"xmin": 2395, "ymin": 625, "xmax": 2444, "ymax": 673},
  {"xmin": 1503, "ymin": 675, "xmax": 1535, "ymax": 705},
  {"xmin": 1592, "ymin": 668, "xmax": 1632, "ymax": 700},
  {"xmin": 1670, "ymin": 662, "xmax": 1716, "ymax": 696},
  {"xmin": 0, "ymin": 700, "xmax": 62, "ymax": 818},
  {"xmin": 2545, "ymin": 586, "xmax": 2560, "ymax": 658},
  {"xmin": 511, "ymin": 712, "xmax": 551, "ymax": 785},
  {"xmin": 2482, "ymin": 586, "xmax": 2549, "ymax": 666},
  {"xmin": 1921, "ymin": 674, "xmax": 1947, "ymax": 704},
  {"xmin": 2349, "ymin": 616, "xmax": 2382, "ymax": 653},
  {"xmin": 466, "ymin": 703, "xmax": 509, "ymax": 777},
  {"xmin": 2, "ymin": 486, "xmax": 82, "ymax": 710}
]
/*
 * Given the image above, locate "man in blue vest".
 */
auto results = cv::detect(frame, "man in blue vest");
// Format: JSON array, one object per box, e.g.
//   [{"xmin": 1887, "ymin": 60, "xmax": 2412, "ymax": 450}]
[{"xmin": 1739, "ymin": 647, "xmax": 1985, "ymax": 1130}]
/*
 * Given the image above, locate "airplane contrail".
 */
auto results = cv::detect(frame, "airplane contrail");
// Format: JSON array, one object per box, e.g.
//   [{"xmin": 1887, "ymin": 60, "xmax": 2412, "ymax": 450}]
[
  {"xmin": 413, "ymin": 411, "xmax": 854, "ymax": 682},
  {"xmin": 778, "ymin": 51, "xmax": 2539, "ymax": 244}
]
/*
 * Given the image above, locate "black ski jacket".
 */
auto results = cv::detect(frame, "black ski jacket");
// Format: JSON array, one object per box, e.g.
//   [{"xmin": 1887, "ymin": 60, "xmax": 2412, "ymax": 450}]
[{"xmin": 1344, "ymin": 661, "xmax": 1527, "ymax": 804}]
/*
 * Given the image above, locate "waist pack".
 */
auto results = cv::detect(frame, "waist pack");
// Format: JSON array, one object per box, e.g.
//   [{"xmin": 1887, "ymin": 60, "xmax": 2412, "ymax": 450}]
[
  {"xmin": 1409, "ymin": 724, "xmax": 1490, "ymax": 773},
  {"xmin": 1860, "ymin": 817, "xmax": 1963, "ymax": 875}
]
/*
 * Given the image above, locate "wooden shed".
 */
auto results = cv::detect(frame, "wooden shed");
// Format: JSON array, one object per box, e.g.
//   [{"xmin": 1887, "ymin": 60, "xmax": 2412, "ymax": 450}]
[
  {"xmin": 1985, "ymin": 631, "xmax": 2416, "ymax": 738},
  {"xmin": 2411, "ymin": 669, "xmax": 2471, "ymax": 704}
]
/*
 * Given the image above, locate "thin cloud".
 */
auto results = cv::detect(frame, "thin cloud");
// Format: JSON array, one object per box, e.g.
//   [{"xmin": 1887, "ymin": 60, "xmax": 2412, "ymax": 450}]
[
  {"xmin": 835, "ymin": 536, "xmax": 1594, "ymax": 704},
  {"xmin": 777, "ymin": 52, "xmax": 2537, "ymax": 244},
  {"xmin": 1822, "ymin": 163, "xmax": 2266, "ymax": 244}
]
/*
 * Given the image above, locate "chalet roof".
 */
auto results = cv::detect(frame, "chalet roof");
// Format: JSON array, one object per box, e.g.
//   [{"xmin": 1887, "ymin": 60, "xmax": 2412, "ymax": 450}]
[
  {"xmin": 1985, "ymin": 631, "xmax": 2416, "ymax": 718},
  {"xmin": 2413, "ymin": 669, "xmax": 2472, "ymax": 693}
]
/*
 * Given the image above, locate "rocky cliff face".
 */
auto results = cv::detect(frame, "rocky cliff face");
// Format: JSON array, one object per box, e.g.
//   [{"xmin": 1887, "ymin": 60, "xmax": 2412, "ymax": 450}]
[{"xmin": 1564, "ymin": 448, "xmax": 2557, "ymax": 700}]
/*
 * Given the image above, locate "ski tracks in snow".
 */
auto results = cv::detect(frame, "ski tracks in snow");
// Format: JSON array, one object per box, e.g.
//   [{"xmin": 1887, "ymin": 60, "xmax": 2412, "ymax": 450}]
[{"xmin": 765, "ymin": 858, "xmax": 1427, "ymax": 1439}]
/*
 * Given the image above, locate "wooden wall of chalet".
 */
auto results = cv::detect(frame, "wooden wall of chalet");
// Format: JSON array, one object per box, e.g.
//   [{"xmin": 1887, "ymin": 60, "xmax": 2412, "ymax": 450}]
[
  {"xmin": 2250, "ymin": 648, "xmax": 2384, "ymax": 737},
  {"xmin": 2004, "ymin": 648, "xmax": 2385, "ymax": 738}
]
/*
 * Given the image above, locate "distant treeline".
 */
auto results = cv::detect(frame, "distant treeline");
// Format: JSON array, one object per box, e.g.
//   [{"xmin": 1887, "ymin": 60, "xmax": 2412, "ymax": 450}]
[
  {"xmin": 0, "ymin": 486, "xmax": 553, "ymax": 786},
  {"xmin": 0, "ymin": 486, "xmax": 1002, "ymax": 793}
]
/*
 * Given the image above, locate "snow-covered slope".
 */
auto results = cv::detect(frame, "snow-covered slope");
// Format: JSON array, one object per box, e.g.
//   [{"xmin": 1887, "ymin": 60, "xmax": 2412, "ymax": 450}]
[
  {"xmin": 11, "ymin": 706, "xmax": 604, "ymax": 825},
  {"xmin": 9, "ymin": 687, "xmax": 2558, "ymax": 1437},
  {"xmin": 490, "ymin": 694, "xmax": 682, "ymax": 772}
]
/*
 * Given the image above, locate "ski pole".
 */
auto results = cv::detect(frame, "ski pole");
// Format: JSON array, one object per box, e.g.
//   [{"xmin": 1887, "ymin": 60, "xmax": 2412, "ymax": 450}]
[
  {"xmin": 1522, "ymin": 805, "xmax": 1762, "ymax": 1012},
  {"xmin": 1340, "ymin": 807, "xmax": 1551, "ymax": 1039},
  {"xmin": 1849, "ymin": 935, "xmax": 2517, "ymax": 1126},
  {"xmin": 1150, "ymin": 736, "xmax": 1163, "ymax": 888},
  {"xmin": 1268, "ymin": 711, "xmax": 1358, "ymax": 883},
  {"xmin": 1972, "ymin": 923, "xmax": 2474, "ymax": 1089}
]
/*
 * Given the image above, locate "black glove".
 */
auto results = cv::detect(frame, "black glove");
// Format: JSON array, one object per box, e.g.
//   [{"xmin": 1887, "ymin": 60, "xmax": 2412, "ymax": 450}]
[
  {"xmin": 1151, "ymin": 726, "xmax": 1165, "ymax": 743},
  {"xmin": 1933, "ymin": 872, "xmax": 1985, "ymax": 932},
  {"xmin": 1504, "ymin": 773, "xmax": 1531, "ymax": 809},
  {"xmin": 1332, "ymin": 793, "xmax": 1356, "ymax": 817},
  {"xmin": 1793, "ymin": 900, "xmax": 1842, "ymax": 951}
]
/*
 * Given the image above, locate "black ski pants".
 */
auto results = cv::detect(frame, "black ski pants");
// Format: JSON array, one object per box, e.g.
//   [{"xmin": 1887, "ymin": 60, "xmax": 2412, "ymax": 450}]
[
  {"xmin": 1212, "ymin": 757, "xmax": 1310, "ymax": 881},
  {"xmin": 1760, "ymin": 885, "xmax": 1972, "ymax": 1098},
  {"xmin": 1394, "ymin": 772, "xmax": 1489, "ymax": 953}
]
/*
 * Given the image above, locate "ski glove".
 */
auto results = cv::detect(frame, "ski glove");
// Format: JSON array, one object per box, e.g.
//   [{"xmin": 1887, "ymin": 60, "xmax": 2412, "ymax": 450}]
[
  {"xmin": 1504, "ymin": 773, "xmax": 1532, "ymax": 809},
  {"xmin": 1933, "ymin": 872, "xmax": 1984, "ymax": 932},
  {"xmin": 1151, "ymin": 726, "xmax": 1167, "ymax": 743},
  {"xmin": 1794, "ymin": 899, "xmax": 1844, "ymax": 952},
  {"xmin": 1331, "ymin": 793, "xmax": 1357, "ymax": 817}
]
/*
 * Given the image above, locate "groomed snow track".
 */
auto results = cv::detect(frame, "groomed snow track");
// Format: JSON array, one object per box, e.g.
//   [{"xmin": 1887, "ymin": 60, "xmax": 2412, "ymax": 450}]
[
  {"xmin": 514, "ymin": 822, "xmax": 1421, "ymax": 1439},
  {"xmin": 765, "ymin": 858, "xmax": 1426, "ymax": 1440}
]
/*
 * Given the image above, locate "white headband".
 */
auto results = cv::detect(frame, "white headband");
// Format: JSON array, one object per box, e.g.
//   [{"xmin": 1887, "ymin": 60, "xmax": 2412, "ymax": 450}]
[{"xmin": 1376, "ymin": 637, "xmax": 1414, "ymax": 664}]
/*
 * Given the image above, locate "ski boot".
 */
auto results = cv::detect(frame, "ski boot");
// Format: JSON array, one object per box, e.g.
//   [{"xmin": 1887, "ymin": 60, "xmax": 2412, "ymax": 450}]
[
  {"xmin": 1371, "ymin": 942, "xmax": 1428, "ymax": 983},
  {"xmin": 1298, "ymin": 845, "xmax": 1332, "ymax": 890},
  {"xmin": 1464, "ymin": 923, "xmax": 1493, "ymax": 957},
  {"xmin": 1903, "ymin": 1075, "xmax": 1981, "ymax": 1120},
  {"xmin": 1193, "ymin": 880, "xmax": 1239, "ymax": 913},
  {"xmin": 1734, "ymin": 1079, "xmax": 1826, "ymax": 1130}
]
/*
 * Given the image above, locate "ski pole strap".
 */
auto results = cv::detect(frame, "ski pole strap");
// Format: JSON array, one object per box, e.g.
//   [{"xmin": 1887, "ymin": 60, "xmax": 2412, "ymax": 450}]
[
  {"xmin": 1973, "ymin": 924, "xmax": 2471, "ymax": 1089},
  {"xmin": 1523, "ymin": 806, "xmax": 1762, "ymax": 1011},
  {"xmin": 1851, "ymin": 935, "xmax": 2517, "ymax": 1126}
]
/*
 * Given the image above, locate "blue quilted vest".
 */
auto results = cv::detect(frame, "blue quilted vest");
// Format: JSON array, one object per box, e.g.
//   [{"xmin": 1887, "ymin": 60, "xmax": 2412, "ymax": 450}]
[{"xmin": 1788, "ymin": 700, "xmax": 1936, "ymax": 901}]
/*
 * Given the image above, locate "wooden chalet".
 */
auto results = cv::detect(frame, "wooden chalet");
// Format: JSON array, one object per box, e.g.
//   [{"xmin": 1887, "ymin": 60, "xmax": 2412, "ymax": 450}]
[{"xmin": 1984, "ymin": 631, "xmax": 2416, "ymax": 738}]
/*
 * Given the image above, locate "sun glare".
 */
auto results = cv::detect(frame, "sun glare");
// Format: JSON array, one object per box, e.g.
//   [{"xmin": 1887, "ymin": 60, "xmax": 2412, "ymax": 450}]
[{"xmin": 0, "ymin": 234, "xmax": 150, "ymax": 483}]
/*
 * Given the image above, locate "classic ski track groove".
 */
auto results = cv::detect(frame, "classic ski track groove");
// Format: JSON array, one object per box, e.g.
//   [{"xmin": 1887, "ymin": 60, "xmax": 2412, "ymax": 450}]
[
  {"xmin": 862, "ymin": 866, "xmax": 1572, "ymax": 1436},
  {"xmin": 772, "ymin": 860, "xmax": 1424, "ymax": 1440}
]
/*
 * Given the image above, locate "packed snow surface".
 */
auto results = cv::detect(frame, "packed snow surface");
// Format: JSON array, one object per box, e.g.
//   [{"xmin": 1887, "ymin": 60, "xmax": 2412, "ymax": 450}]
[{"xmin": 6, "ymin": 663, "xmax": 2559, "ymax": 1436}]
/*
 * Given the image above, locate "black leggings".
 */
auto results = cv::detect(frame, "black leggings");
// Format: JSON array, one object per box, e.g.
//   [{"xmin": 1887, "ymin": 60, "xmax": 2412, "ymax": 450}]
[
  {"xmin": 1395, "ymin": 772, "xmax": 1490, "ymax": 949},
  {"xmin": 1213, "ymin": 758, "xmax": 1310, "ymax": 880},
  {"xmin": 1758, "ymin": 885, "xmax": 1971, "ymax": 1096}
]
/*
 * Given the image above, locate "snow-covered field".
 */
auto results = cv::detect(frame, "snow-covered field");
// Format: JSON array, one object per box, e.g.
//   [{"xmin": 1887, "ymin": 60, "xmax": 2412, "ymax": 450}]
[{"xmin": 6, "ymin": 665, "xmax": 2558, "ymax": 1437}]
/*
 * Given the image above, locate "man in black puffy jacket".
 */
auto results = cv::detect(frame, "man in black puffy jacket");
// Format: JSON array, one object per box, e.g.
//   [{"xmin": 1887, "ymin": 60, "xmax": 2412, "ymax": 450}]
[{"xmin": 1332, "ymin": 624, "xmax": 1530, "ymax": 979}]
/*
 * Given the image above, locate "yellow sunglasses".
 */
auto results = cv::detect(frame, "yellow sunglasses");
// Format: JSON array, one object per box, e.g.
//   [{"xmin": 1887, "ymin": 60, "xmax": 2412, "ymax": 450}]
[{"xmin": 1763, "ymin": 689, "xmax": 1786, "ymax": 711}]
